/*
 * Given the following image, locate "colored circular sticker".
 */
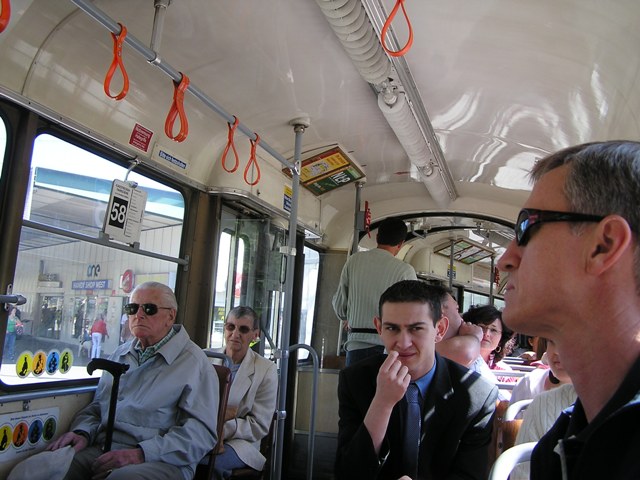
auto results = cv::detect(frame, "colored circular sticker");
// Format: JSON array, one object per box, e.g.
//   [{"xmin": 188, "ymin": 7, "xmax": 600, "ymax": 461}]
[
  {"xmin": 46, "ymin": 350, "xmax": 60, "ymax": 375},
  {"xmin": 28, "ymin": 419, "xmax": 43, "ymax": 444},
  {"xmin": 0, "ymin": 425, "xmax": 12, "ymax": 451},
  {"xmin": 12, "ymin": 422, "xmax": 28, "ymax": 448},
  {"xmin": 15, "ymin": 352, "xmax": 33, "ymax": 378},
  {"xmin": 32, "ymin": 350, "xmax": 47, "ymax": 376},
  {"xmin": 43, "ymin": 417, "xmax": 57, "ymax": 442},
  {"xmin": 60, "ymin": 349, "xmax": 73, "ymax": 374}
]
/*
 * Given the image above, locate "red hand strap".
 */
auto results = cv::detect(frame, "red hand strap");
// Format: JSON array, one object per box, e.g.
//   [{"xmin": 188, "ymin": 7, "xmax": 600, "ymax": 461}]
[
  {"xmin": 381, "ymin": 0, "xmax": 413, "ymax": 57},
  {"xmin": 104, "ymin": 23, "xmax": 130, "ymax": 101},
  {"xmin": 244, "ymin": 134, "xmax": 261, "ymax": 186},
  {"xmin": 0, "ymin": 0, "xmax": 10, "ymax": 34},
  {"xmin": 164, "ymin": 73, "xmax": 190, "ymax": 143},
  {"xmin": 221, "ymin": 116, "xmax": 240, "ymax": 173}
]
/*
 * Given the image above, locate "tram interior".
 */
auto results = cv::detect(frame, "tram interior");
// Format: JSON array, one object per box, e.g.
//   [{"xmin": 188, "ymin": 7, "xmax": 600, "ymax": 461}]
[{"xmin": 0, "ymin": 0, "xmax": 639, "ymax": 478}]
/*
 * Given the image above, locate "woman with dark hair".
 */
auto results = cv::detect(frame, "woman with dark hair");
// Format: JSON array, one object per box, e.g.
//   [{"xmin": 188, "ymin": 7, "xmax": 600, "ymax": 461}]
[{"xmin": 462, "ymin": 304, "xmax": 517, "ymax": 382}]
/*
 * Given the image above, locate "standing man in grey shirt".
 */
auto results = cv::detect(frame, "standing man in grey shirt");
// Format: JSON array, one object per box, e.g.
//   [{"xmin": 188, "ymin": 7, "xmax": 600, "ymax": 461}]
[{"xmin": 333, "ymin": 217, "xmax": 417, "ymax": 366}]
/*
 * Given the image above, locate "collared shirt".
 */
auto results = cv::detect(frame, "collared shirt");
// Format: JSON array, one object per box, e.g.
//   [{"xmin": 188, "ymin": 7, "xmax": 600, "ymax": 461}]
[
  {"xmin": 413, "ymin": 357, "xmax": 437, "ymax": 403},
  {"xmin": 134, "ymin": 326, "xmax": 177, "ymax": 365}
]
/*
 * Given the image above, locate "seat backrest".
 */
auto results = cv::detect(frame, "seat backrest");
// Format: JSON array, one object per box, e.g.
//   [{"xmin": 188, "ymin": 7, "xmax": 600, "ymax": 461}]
[
  {"xmin": 488, "ymin": 441, "xmax": 537, "ymax": 480},
  {"xmin": 259, "ymin": 412, "xmax": 277, "ymax": 476},
  {"xmin": 492, "ymin": 398, "xmax": 527, "ymax": 460},
  {"xmin": 204, "ymin": 364, "xmax": 232, "ymax": 479},
  {"xmin": 496, "ymin": 419, "xmax": 523, "ymax": 456},
  {"xmin": 203, "ymin": 349, "xmax": 232, "ymax": 368},
  {"xmin": 489, "ymin": 400, "xmax": 510, "ymax": 467}
]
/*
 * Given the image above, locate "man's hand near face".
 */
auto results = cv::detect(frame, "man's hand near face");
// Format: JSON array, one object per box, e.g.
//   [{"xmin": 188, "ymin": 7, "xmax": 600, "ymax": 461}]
[{"xmin": 363, "ymin": 351, "xmax": 411, "ymax": 454}]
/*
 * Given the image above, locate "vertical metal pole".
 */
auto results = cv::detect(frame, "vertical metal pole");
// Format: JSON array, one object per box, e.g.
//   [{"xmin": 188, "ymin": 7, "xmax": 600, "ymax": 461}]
[
  {"xmin": 273, "ymin": 120, "xmax": 307, "ymax": 480},
  {"xmin": 448, "ymin": 241, "xmax": 455, "ymax": 290},
  {"xmin": 289, "ymin": 344, "xmax": 319, "ymax": 480},
  {"xmin": 489, "ymin": 256, "xmax": 495, "ymax": 305},
  {"xmin": 351, "ymin": 182, "xmax": 363, "ymax": 254},
  {"xmin": 150, "ymin": 0, "xmax": 171, "ymax": 53}
]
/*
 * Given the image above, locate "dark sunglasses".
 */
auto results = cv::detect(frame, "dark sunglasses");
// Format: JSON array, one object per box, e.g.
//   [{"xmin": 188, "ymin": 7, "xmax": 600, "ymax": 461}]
[
  {"xmin": 124, "ymin": 303, "xmax": 173, "ymax": 316},
  {"xmin": 225, "ymin": 323, "xmax": 254, "ymax": 334},
  {"xmin": 515, "ymin": 208, "xmax": 604, "ymax": 246}
]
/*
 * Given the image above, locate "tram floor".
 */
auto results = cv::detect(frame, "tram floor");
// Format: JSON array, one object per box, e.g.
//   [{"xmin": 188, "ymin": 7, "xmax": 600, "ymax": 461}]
[{"xmin": 286, "ymin": 432, "xmax": 337, "ymax": 480}]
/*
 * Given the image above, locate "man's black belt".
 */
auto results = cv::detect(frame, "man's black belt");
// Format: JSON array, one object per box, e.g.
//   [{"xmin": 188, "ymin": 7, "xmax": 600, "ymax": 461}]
[{"xmin": 350, "ymin": 328, "xmax": 377, "ymax": 334}]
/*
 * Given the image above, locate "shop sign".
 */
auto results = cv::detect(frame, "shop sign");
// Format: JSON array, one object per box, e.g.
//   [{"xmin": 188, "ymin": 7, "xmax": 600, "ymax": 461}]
[{"xmin": 71, "ymin": 279, "xmax": 112, "ymax": 290}]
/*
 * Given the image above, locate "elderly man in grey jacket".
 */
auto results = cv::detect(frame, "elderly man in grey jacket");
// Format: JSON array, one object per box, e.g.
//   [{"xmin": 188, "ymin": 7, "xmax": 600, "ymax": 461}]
[{"xmin": 48, "ymin": 281, "xmax": 219, "ymax": 480}]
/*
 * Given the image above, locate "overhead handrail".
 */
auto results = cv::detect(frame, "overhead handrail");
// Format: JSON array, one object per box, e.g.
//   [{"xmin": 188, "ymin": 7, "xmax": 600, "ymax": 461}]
[
  {"xmin": 221, "ymin": 116, "xmax": 240, "ymax": 173},
  {"xmin": 164, "ymin": 73, "xmax": 190, "ymax": 142},
  {"xmin": 244, "ymin": 134, "xmax": 261, "ymax": 186},
  {"xmin": 380, "ymin": 0, "xmax": 413, "ymax": 57},
  {"xmin": 103, "ymin": 23, "xmax": 130, "ymax": 100},
  {"xmin": 71, "ymin": 0, "xmax": 295, "ymax": 172}
]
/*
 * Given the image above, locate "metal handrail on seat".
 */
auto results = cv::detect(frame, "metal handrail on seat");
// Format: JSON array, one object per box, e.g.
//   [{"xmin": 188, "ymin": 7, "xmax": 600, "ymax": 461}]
[
  {"xmin": 203, "ymin": 349, "xmax": 232, "ymax": 368},
  {"xmin": 489, "ymin": 442, "xmax": 537, "ymax": 480}
]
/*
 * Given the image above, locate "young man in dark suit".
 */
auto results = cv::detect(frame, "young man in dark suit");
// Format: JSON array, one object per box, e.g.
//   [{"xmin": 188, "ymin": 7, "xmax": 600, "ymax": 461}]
[{"xmin": 336, "ymin": 280, "xmax": 498, "ymax": 480}]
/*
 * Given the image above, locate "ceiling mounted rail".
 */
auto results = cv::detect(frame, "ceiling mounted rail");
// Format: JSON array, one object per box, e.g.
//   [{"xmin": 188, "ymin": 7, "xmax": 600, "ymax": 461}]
[
  {"xmin": 315, "ymin": 0, "xmax": 457, "ymax": 207},
  {"xmin": 70, "ymin": 0, "xmax": 295, "ymax": 172},
  {"xmin": 363, "ymin": 0, "xmax": 457, "ymax": 203}
]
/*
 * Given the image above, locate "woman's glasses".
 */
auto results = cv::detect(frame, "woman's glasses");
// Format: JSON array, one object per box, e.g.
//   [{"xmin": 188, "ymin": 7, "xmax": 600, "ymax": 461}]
[
  {"xmin": 515, "ymin": 208, "xmax": 604, "ymax": 246},
  {"xmin": 225, "ymin": 323, "xmax": 254, "ymax": 334},
  {"xmin": 479, "ymin": 325, "xmax": 502, "ymax": 336},
  {"xmin": 124, "ymin": 303, "xmax": 173, "ymax": 316}
]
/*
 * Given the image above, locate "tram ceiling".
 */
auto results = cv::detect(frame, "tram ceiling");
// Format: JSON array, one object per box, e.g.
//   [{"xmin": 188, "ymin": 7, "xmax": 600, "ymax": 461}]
[{"xmin": 0, "ymin": 1, "xmax": 638, "ymax": 249}]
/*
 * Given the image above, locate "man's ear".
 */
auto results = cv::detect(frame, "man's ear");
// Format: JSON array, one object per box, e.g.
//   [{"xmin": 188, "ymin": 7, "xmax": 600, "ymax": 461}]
[
  {"xmin": 586, "ymin": 215, "xmax": 633, "ymax": 276},
  {"xmin": 435, "ymin": 316, "xmax": 449, "ymax": 342},
  {"xmin": 374, "ymin": 316, "xmax": 383, "ymax": 335}
]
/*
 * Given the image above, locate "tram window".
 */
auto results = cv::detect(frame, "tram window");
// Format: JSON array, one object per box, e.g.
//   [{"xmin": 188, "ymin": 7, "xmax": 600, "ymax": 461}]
[
  {"xmin": 210, "ymin": 217, "xmax": 286, "ymax": 359},
  {"xmin": 211, "ymin": 231, "xmax": 246, "ymax": 347},
  {"xmin": 1, "ymin": 134, "xmax": 185, "ymax": 388},
  {"xmin": 297, "ymin": 247, "xmax": 319, "ymax": 360},
  {"xmin": 26, "ymin": 134, "xmax": 184, "ymax": 257},
  {"xmin": 462, "ymin": 291, "xmax": 505, "ymax": 310}
]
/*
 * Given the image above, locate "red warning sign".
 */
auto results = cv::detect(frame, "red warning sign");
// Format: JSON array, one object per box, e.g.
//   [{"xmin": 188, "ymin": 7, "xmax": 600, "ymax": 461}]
[{"xmin": 129, "ymin": 123, "xmax": 154, "ymax": 152}]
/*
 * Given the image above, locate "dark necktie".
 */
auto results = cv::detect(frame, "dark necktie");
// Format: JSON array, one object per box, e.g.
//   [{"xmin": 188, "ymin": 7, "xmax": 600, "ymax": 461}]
[{"xmin": 403, "ymin": 382, "xmax": 421, "ymax": 478}]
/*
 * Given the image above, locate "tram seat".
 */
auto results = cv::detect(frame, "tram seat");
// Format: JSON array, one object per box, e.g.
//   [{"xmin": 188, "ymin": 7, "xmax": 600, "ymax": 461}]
[
  {"xmin": 488, "ymin": 442, "xmax": 537, "ymax": 480},
  {"xmin": 228, "ymin": 411, "xmax": 277, "ymax": 480},
  {"xmin": 496, "ymin": 418, "xmax": 523, "ymax": 457},
  {"xmin": 489, "ymin": 400, "xmax": 510, "ymax": 467},
  {"xmin": 195, "ymin": 363, "xmax": 232, "ymax": 480},
  {"xmin": 490, "ymin": 398, "xmax": 531, "ymax": 466}
]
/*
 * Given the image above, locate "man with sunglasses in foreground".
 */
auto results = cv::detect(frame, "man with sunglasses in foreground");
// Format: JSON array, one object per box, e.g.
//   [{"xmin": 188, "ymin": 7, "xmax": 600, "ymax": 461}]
[
  {"xmin": 48, "ymin": 281, "xmax": 220, "ymax": 480},
  {"xmin": 497, "ymin": 141, "xmax": 640, "ymax": 479},
  {"xmin": 207, "ymin": 306, "xmax": 277, "ymax": 478}
]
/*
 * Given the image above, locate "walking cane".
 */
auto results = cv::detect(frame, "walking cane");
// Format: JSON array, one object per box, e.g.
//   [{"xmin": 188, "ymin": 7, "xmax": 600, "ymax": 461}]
[{"xmin": 87, "ymin": 358, "xmax": 130, "ymax": 452}]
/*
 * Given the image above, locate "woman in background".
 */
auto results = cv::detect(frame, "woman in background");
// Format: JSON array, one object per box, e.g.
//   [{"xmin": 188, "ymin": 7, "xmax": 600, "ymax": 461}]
[
  {"xmin": 89, "ymin": 315, "xmax": 109, "ymax": 358},
  {"xmin": 463, "ymin": 304, "xmax": 517, "ymax": 383}
]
